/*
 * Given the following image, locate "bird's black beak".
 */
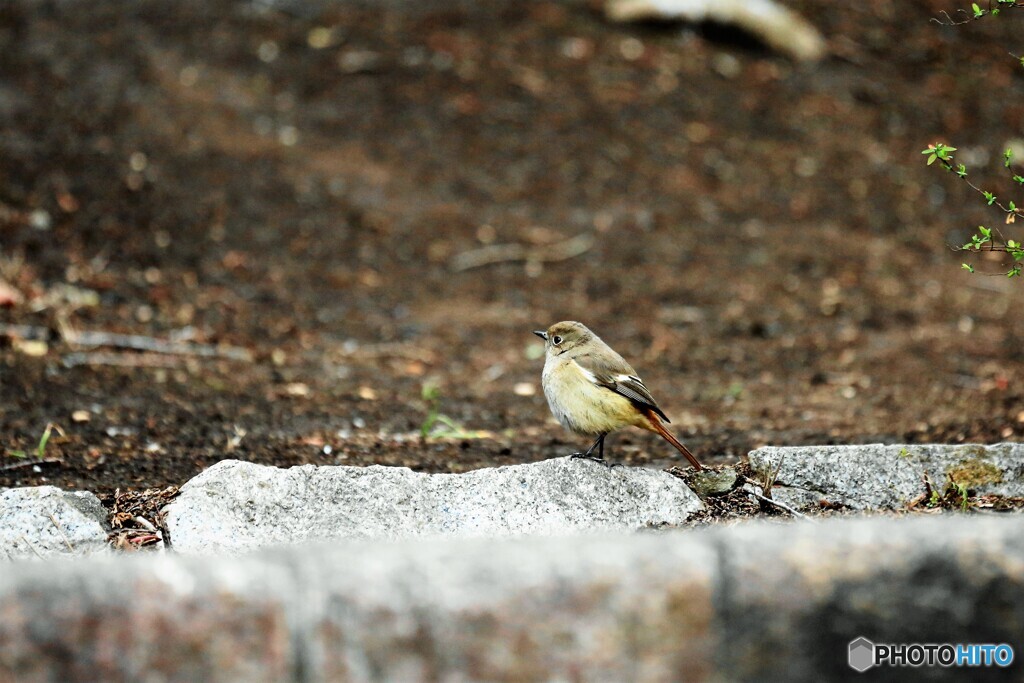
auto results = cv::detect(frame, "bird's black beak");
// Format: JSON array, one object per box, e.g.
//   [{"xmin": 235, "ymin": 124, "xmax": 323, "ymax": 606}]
[{"xmin": 533, "ymin": 330, "xmax": 547, "ymax": 340}]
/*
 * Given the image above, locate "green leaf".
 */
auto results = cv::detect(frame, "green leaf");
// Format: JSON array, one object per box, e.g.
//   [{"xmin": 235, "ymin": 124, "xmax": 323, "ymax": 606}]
[
  {"xmin": 972, "ymin": 3, "xmax": 983, "ymax": 17},
  {"xmin": 923, "ymin": 144, "xmax": 955, "ymax": 163},
  {"xmin": 962, "ymin": 263, "xmax": 975, "ymax": 272},
  {"xmin": 1005, "ymin": 148, "xmax": 1015, "ymax": 168},
  {"xmin": 37, "ymin": 424, "xmax": 54, "ymax": 459},
  {"xmin": 421, "ymin": 382, "xmax": 440, "ymax": 402},
  {"xmin": 979, "ymin": 226, "xmax": 991, "ymax": 238}
]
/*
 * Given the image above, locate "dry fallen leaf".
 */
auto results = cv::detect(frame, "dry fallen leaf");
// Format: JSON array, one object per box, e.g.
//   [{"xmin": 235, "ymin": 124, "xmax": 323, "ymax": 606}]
[
  {"xmin": 12, "ymin": 338, "xmax": 47, "ymax": 357},
  {"xmin": 513, "ymin": 382, "xmax": 536, "ymax": 396},
  {"xmin": 0, "ymin": 280, "xmax": 23, "ymax": 307}
]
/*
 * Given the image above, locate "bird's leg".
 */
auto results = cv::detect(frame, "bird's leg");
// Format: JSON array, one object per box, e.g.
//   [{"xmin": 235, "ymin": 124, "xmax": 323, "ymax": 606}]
[{"xmin": 570, "ymin": 433, "xmax": 619, "ymax": 467}]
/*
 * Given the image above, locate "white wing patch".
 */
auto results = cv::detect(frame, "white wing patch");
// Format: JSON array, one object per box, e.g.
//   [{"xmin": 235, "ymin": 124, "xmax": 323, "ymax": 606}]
[
  {"xmin": 575, "ymin": 365, "xmax": 648, "ymax": 390},
  {"xmin": 575, "ymin": 362, "xmax": 599, "ymax": 385}
]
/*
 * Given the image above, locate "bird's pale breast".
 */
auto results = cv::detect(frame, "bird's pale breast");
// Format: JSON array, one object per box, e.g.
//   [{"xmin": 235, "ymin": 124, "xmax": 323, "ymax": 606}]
[{"xmin": 541, "ymin": 356, "xmax": 644, "ymax": 435}]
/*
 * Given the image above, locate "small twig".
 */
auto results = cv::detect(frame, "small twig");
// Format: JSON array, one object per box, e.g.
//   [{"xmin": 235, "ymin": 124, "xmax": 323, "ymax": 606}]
[
  {"xmin": 742, "ymin": 482, "xmax": 810, "ymax": 520},
  {"xmin": 450, "ymin": 233, "xmax": 594, "ymax": 272},
  {"xmin": 0, "ymin": 457, "xmax": 63, "ymax": 472},
  {"xmin": 61, "ymin": 352, "xmax": 186, "ymax": 369},
  {"xmin": 47, "ymin": 513, "xmax": 75, "ymax": 552},
  {"xmin": 931, "ymin": 8, "xmax": 973, "ymax": 25},
  {"xmin": 450, "ymin": 243, "xmax": 526, "ymax": 271},
  {"xmin": 2, "ymin": 322, "xmax": 252, "ymax": 362},
  {"xmin": 339, "ymin": 342, "xmax": 436, "ymax": 363},
  {"xmin": 133, "ymin": 516, "xmax": 157, "ymax": 533},
  {"xmin": 936, "ymin": 156, "xmax": 1022, "ymax": 220},
  {"xmin": 55, "ymin": 311, "xmax": 78, "ymax": 349},
  {"xmin": 761, "ymin": 454, "xmax": 785, "ymax": 492},
  {"xmin": 932, "ymin": 2, "xmax": 1024, "ymax": 26},
  {"xmin": 66, "ymin": 330, "xmax": 252, "ymax": 361},
  {"xmin": 18, "ymin": 535, "xmax": 45, "ymax": 560},
  {"xmin": 922, "ymin": 470, "xmax": 936, "ymax": 505}
]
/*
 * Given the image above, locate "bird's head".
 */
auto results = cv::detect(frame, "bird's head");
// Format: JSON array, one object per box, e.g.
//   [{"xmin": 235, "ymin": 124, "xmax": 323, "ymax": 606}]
[{"xmin": 533, "ymin": 321, "xmax": 593, "ymax": 357}]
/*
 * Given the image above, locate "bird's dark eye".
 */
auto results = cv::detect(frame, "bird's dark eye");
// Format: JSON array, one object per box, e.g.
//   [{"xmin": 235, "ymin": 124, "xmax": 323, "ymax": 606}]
[{"xmin": 552, "ymin": 335, "xmax": 563, "ymax": 345}]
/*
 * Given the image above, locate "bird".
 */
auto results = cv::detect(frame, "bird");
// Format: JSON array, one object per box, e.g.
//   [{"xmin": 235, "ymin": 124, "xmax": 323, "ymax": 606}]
[{"xmin": 534, "ymin": 321, "xmax": 704, "ymax": 469}]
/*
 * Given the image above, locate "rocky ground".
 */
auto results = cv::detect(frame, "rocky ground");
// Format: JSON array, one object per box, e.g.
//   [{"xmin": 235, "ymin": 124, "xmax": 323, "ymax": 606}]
[{"xmin": 2, "ymin": 0, "xmax": 1024, "ymax": 512}]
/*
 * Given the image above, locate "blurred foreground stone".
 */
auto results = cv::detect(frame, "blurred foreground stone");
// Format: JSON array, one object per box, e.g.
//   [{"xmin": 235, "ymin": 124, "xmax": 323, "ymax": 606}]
[
  {"xmin": 749, "ymin": 442, "xmax": 1024, "ymax": 510},
  {"xmin": 164, "ymin": 457, "xmax": 704, "ymax": 553},
  {"xmin": 0, "ymin": 487, "xmax": 109, "ymax": 560},
  {"xmin": 2, "ymin": 516, "xmax": 1022, "ymax": 681}
]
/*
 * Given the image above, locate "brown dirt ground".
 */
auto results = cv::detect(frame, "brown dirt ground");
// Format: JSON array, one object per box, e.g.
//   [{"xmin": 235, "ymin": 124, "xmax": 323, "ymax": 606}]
[{"xmin": 2, "ymin": 1, "xmax": 1023, "ymax": 511}]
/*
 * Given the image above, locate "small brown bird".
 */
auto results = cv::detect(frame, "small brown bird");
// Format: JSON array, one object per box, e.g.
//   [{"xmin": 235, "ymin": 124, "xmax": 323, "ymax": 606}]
[{"xmin": 534, "ymin": 321, "xmax": 703, "ymax": 469}]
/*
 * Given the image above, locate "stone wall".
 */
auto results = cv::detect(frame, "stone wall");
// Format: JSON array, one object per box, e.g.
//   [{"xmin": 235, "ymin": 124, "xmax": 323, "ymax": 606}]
[{"xmin": 2, "ymin": 515, "xmax": 1021, "ymax": 681}]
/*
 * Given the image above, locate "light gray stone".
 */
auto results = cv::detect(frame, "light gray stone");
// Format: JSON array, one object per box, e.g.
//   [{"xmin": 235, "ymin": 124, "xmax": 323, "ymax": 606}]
[
  {"xmin": 749, "ymin": 442, "xmax": 1024, "ymax": 510},
  {"xmin": 2, "ymin": 516, "xmax": 1024, "ymax": 682},
  {"xmin": 0, "ymin": 487, "xmax": 110, "ymax": 560},
  {"xmin": 164, "ymin": 457, "xmax": 704, "ymax": 553},
  {"xmin": 766, "ymin": 484, "xmax": 828, "ymax": 511},
  {"xmin": 714, "ymin": 515, "xmax": 1024, "ymax": 681}
]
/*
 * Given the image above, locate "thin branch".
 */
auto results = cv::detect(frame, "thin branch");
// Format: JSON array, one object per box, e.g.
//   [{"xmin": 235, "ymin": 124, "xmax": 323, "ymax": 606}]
[
  {"xmin": 62, "ymin": 352, "xmax": 188, "ymax": 369},
  {"xmin": 932, "ymin": 8, "xmax": 975, "ymax": 25},
  {"xmin": 48, "ymin": 513, "xmax": 75, "ymax": 552},
  {"xmin": 66, "ymin": 330, "xmax": 252, "ymax": 361},
  {"xmin": 1, "ymin": 323, "xmax": 253, "ymax": 361},
  {"xmin": 742, "ymin": 481, "xmax": 810, "ymax": 520},
  {"xmin": 761, "ymin": 454, "xmax": 785, "ymax": 491},
  {"xmin": 932, "ymin": 2, "xmax": 1024, "ymax": 26},
  {"xmin": 937, "ymin": 157, "xmax": 1022, "ymax": 218},
  {"xmin": 450, "ymin": 233, "xmax": 594, "ymax": 272},
  {"xmin": 0, "ymin": 457, "xmax": 63, "ymax": 472},
  {"xmin": 18, "ymin": 535, "xmax": 44, "ymax": 560}
]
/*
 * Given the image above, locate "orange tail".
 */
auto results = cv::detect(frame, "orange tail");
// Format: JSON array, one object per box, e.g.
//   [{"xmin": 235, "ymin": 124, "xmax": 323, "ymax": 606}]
[{"xmin": 645, "ymin": 411, "xmax": 704, "ymax": 470}]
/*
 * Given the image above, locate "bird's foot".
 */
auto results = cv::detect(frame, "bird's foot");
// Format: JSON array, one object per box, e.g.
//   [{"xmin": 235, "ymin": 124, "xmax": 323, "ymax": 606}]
[{"xmin": 570, "ymin": 452, "xmax": 621, "ymax": 468}]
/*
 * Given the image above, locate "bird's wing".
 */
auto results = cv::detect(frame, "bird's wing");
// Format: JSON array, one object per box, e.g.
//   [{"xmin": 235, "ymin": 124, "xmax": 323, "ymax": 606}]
[{"xmin": 572, "ymin": 353, "xmax": 671, "ymax": 423}]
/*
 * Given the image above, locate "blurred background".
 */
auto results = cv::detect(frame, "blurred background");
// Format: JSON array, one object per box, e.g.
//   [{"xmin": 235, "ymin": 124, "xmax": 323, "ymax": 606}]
[{"xmin": 1, "ymin": 0, "xmax": 1022, "ymax": 495}]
